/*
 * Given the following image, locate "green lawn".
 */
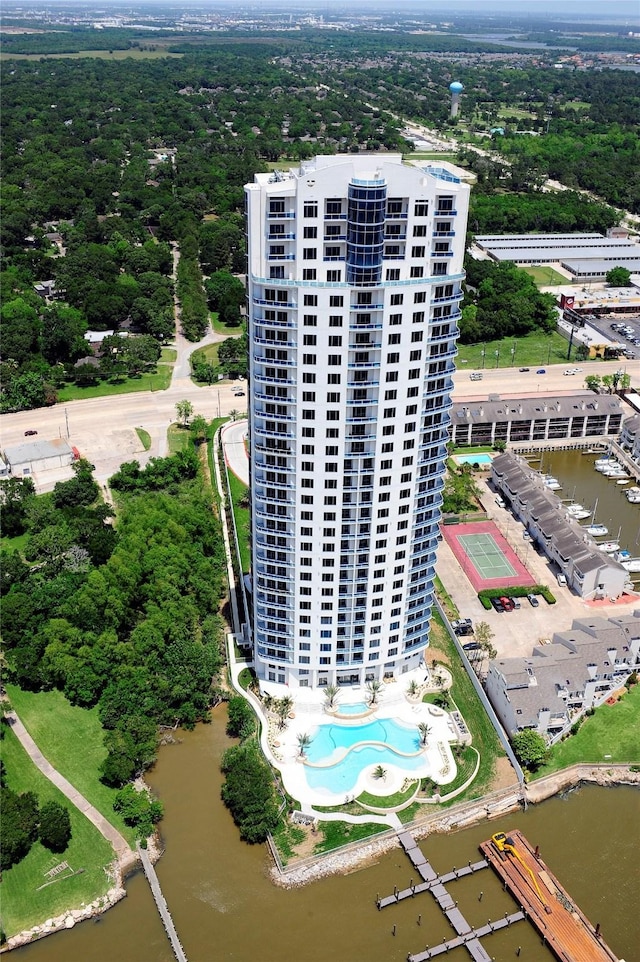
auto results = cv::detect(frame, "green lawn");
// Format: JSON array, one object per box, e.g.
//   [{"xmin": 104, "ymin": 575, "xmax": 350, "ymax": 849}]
[
  {"xmin": 313, "ymin": 820, "xmax": 387, "ymax": 854},
  {"xmin": 226, "ymin": 470, "xmax": 251, "ymax": 573},
  {"xmin": 6, "ymin": 687, "xmax": 136, "ymax": 845},
  {"xmin": 0, "ymin": 727, "xmax": 115, "ymax": 938},
  {"xmin": 456, "ymin": 330, "xmax": 576, "ymax": 370},
  {"xmin": 521, "ymin": 265, "xmax": 568, "ymax": 287},
  {"xmin": 57, "ymin": 366, "xmax": 171, "ymax": 401},
  {"xmin": 427, "ymin": 615, "xmax": 507, "ymax": 800},
  {"xmin": 0, "ymin": 531, "xmax": 29, "ymax": 554},
  {"xmin": 357, "ymin": 781, "xmax": 418, "ymax": 809},
  {"xmin": 160, "ymin": 347, "xmax": 177, "ymax": 363},
  {"xmin": 135, "ymin": 427, "xmax": 152, "ymax": 451},
  {"xmin": 534, "ymin": 684, "xmax": 640, "ymax": 779},
  {"xmin": 167, "ymin": 423, "xmax": 192, "ymax": 454},
  {"xmin": 211, "ymin": 312, "xmax": 244, "ymax": 336}
]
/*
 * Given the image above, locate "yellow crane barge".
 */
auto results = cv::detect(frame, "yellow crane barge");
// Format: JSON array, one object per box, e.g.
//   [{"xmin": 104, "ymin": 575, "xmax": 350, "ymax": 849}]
[{"xmin": 480, "ymin": 829, "xmax": 620, "ymax": 962}]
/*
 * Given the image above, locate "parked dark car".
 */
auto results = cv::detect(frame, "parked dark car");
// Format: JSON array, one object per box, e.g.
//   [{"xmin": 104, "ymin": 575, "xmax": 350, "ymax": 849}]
[
  {"xmin": 24, "ymin": 429, "xmax": 38, "ymax": 436},
  {"xmin": 452, "ymin": 618, "xmax": 473, "ymax": 636},
  {"xmin": 462, "ymin": 642, "xmax": 481, "ymax": 652},
  {"xmin": 491, "ymin": 597, "xmax": 505, "ymax": 613},
  {"xmin": 499, "ymin": 596, "xmax": 515, "ymax": 612},
  {"xmin": 519, "ymin": 367, "xmax": 530, "ymax": 372},
  {"xmin": 527, "ymin": 593, "xmax": 539, "ymax": 607}
]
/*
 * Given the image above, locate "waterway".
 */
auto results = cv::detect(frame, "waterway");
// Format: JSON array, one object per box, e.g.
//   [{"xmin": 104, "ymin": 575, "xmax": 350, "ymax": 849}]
[
  {"xmin": 531, "ymin": 449, "xmax": 640, "ymax": 564},
  {"xmin": 15, "ymin": 709, "xmax": 639, "ymax": 962}
]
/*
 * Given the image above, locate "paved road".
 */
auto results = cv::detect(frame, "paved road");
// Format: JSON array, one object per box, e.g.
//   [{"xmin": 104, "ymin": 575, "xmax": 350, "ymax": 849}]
[
  {"xmin": 5, "ymin": 710, "xmax": 131, "ymax": 860},
  {"xmin": 221, "ymin": 418, "xmax": 249, "ymax": 485},
  {"xmin": 452, "ymin": 358, "xmax": 638, "ymax": 400}
]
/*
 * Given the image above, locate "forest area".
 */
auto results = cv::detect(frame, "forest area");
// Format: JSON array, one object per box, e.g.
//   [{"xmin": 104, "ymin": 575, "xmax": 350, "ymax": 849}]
[{"xmin": 2, "ymin": 32, "xmax": 639, "ymax": 409}]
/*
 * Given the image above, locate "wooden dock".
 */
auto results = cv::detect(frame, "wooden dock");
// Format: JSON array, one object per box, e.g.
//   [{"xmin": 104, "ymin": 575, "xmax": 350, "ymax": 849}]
[
  {"xmin": 379, "ymin": 832, "xmax": 523, "ymax": 962},
  {"xmin": 480, "ymin": 829, "xmax": 619, "ymax": 962},
  {"xmin": 137, "ymin": 844, "xmax": 188, "ymax": 962}
]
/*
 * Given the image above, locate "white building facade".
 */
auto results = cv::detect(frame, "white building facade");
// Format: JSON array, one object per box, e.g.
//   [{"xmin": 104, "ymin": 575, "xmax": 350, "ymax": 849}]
[{"xmin": 245, "ymin": 155, "xmax": 470, "ymax": 688}]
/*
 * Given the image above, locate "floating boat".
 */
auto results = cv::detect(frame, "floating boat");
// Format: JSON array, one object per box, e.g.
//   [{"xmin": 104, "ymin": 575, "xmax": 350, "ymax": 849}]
[
  {"xmin": 607, "ymin": 469, "xmax": 630, "ymax": 480},
  {"xmin": 617, "ymin": 478, "xmax": 631, "ymax": 485},
  {"xmin": 625, "ymin": 486, "xmax": 640, "ymax": 503},
  {"xmin": 542, "ymin": 475, "xmax": 562, "ymax": 490},
  {"xmin": 566, "ymin": 503, "xmax": 591, "ymax": 520},
  {"xmin": 583, "ymin": 522, "xmax": 609, "ymax": 537},
  {"xmin": 615, "ymin": 549, "xmax": 631, "ymax": 562},
  {"xmin": 596, "ymin": 541, "xmax": 621, "ymax": 554},
  {"xmin": 621, "ymin": 558, "xmax": 640, "ymax": 572}
]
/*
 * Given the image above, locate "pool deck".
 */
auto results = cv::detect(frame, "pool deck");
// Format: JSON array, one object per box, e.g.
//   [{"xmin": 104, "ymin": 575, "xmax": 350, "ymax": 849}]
[{"xmin": 229, "ymin": 646, "xmax": 461, "ymax": 810}]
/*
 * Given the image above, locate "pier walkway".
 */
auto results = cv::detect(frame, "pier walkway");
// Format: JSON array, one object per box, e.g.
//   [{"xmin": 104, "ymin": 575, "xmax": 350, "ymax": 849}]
[
  {"xmin": 480, "ymin": 830, "xmax": 619, "ymax": 962},
  {"xmin": 378, "ymin": 831, "xmax": 522, "ymax": 962},
  {"xmin": 137, "ymin": 844, "xmax": 188, "ymax": 962}
]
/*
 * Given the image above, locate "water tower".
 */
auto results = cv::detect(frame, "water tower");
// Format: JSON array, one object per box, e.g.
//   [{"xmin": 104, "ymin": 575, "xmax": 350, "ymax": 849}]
[{"xmin": 449, "ymin": 81, "xmax": 463, "ymax": 119}]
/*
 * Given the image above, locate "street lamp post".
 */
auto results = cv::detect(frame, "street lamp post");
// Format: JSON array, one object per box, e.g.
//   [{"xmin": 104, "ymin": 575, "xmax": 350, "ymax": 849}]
[
  {"xmin": 494, "ymin": 349, "xmax": 500, "ymax": 368},
  {"xmin": 481, "ymin": 344, "xmax": 486, "ymax": 369},
  {"xmin": 510, "ymin": 345, "xmax": 516, "ymax": 367}
]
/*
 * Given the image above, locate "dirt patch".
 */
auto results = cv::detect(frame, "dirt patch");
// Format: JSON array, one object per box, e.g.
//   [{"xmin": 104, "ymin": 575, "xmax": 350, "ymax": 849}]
[{"xmin": 491, "ymin": 754, "xmax": 518, "ymax": 790}]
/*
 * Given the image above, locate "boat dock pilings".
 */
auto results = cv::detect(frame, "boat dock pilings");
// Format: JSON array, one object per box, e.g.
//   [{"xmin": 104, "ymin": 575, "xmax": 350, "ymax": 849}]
[{"xmin": 378, "ymin": 831, "xmax": 520, "ymax": 962}]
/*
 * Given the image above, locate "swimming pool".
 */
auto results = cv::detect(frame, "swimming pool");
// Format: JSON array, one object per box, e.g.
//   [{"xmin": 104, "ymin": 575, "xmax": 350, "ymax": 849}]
[
  {"xmin": 304, "ymin": 744, "xmax": 426, "ymax": 795},
  {"xmin": 333, "ymin": 701, "xmax": 370, "ymax": 716},
  {"xmin": 454, "ymin": 454, "xmax": 492, "ymax": 467},
  {"xmin": 303, "ymin": 718, "xmax": 427, "ymax": 795},
  {"xmin": 305, "ymin": 718, "xmax": 421, "ymax": 764}
]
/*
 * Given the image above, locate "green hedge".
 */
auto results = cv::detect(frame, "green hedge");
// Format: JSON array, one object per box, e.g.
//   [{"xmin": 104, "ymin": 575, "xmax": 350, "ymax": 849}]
[{"xmin": 478, "ymin": 584, "xmax": 556, "ymax": 608}]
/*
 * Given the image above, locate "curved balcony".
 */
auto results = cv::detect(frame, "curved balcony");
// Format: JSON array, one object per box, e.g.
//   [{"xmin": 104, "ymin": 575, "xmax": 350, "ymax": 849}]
[{"xmin": 254, "ymin": 336, "xmax": 297, "ymax": 348}]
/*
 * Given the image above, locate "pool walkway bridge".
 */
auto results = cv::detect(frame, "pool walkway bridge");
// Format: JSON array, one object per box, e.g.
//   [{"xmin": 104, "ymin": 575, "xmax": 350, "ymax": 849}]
[
  {"xmin": 377, "ymin": 830, "xmax": 525, "ymax": 962},
  {"xmin": 137, "ymin": 843, "xmax": 188, "ymax": 962}
]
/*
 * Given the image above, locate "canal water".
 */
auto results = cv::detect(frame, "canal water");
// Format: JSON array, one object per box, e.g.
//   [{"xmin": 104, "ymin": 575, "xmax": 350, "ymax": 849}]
[
  {"xmin": 15, "ymin": 708, "xmax": 639, "ymax": 962},
  {"xmin": 534, "ymin": 450, "xmax": 640, "ymax": 563}
]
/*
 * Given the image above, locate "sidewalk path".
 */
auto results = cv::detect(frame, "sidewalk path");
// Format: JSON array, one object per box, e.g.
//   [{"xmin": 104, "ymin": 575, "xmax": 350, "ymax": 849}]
[{"xmin": 6, "ymin": 709, "xmax": 132, "ymax": 860}]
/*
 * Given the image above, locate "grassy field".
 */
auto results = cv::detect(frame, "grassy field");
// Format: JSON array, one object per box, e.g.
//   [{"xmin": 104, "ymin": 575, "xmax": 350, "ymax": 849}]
[
  {"xmin": 167, "ymin": 423, "xmax": 192, "ymax": 454},
  {"xmin": 211, "ymin": 312, "xmax": 244, "ymax": 336},
  {"xmin": 6, "ymin": 687, "xmax": 136, "ymax": 845},
  {"xmin": 160, "ymin": 347, "xmax": 177, "ymax": 363},
  {"xmin": 191, "ymin": 343, "xmax": 221, "ymax": 368},
  {"xmin": 521, "ymin": 265, "xmax": 568, "ymax": 286},
  {"xmin": 226, "ymin": 470, "xmax": 251, "ymax": 573},
  {"xmin": 0, "ymin": 50, "xmax": 183, "ymax": 62},
  {"xmin": 0, "ymin": 531, "xmax": 29, "ymax": 554},
  {"xmin": 135, "ymin": 427, "xmax": 152, "ymax": 451},
  {"xmin": 57, "ymin": 366, "xmax": 171, "ymax": 401},
  {"xmin": 313, "ymin": 820, "xmax": 387, "ymax": 854},
  {"xmin": 0, "ymin": 727, "xmax": 115, "ymax": 938},
  {"xmin": 456, "ymin": 330, "xmax": 573, "ymax": 370},
  {"xmin": 426, "ymin": 615, "xmax": 507, "ymax": 800},
  {"xmin": 534, "ymin": 683, "xmax": 640, "ymax": 778}
]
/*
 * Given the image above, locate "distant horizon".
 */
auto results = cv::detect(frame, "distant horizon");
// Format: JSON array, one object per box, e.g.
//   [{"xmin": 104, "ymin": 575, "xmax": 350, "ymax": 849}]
[{"xmin": 5, "ymin": 0, "xmax": 640, "ymax": 15}]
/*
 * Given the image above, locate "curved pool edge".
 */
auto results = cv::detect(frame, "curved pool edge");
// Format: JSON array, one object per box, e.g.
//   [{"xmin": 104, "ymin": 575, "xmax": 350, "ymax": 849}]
[{"xmin": 303, "ymin": 738, "xmax": 424, "ymax": 769}]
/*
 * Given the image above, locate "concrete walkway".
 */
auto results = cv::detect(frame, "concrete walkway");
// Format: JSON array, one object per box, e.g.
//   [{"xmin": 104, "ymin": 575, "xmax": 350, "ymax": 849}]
[{"xmin": 6, "ymin": 710, "xmax": 132, "ymax": 860}]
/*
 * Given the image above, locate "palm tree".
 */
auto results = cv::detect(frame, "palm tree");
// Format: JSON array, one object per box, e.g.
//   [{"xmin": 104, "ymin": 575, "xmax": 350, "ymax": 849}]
[
  {"xmin": 366, "ymin": 679, "xmax": 383, "ymax": 706},
  {"xmin": 262, "ymin": 692, "xmax": 274, "ymax": 713},
  {"xmin": 407, "ymin": 679, "xmax": 420, "ymax": 698},
  {"xmin": 275, "ymin": 695, "xmax": 294, "ymax": 730},
  {"xmin": 373, "ymin": 764, "xmax": 387, "ymax": 781},
  {"xmin": 418, "ymin": 722, "xmax": 432, "ymax": 747},
  {"xmin": 324, "ymin": 684, "xmax": 339, "ymax": 709},
  {"xmin": 297, "ymin": 732, "xmax": 312, "ymax": 758}
]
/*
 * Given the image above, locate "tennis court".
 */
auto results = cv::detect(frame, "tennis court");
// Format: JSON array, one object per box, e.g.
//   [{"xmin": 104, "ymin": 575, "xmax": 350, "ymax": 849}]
[
  {"xmin": 441, "ymin": 520, "xmax": 535, "ymax": 592},
  {"xmin": 458, "ymin": 532, "xmax": 516, "ymax": 579}
]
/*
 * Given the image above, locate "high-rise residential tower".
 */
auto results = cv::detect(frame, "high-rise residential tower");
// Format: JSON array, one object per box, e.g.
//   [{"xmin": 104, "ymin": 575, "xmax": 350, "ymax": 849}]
[{"xmin": 245, "ymin": 155, "xmax": 469, "ymax": 689}]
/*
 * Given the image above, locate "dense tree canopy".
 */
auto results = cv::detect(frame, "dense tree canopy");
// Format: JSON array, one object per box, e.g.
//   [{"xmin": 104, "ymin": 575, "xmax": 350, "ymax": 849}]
[
  {"xmin": 461, "ymin": 259, "xmax": 557, "ymax": 344},
  {"xmin": 1, "ymin": 453, "xmax": 226, "ymax": 786}
]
